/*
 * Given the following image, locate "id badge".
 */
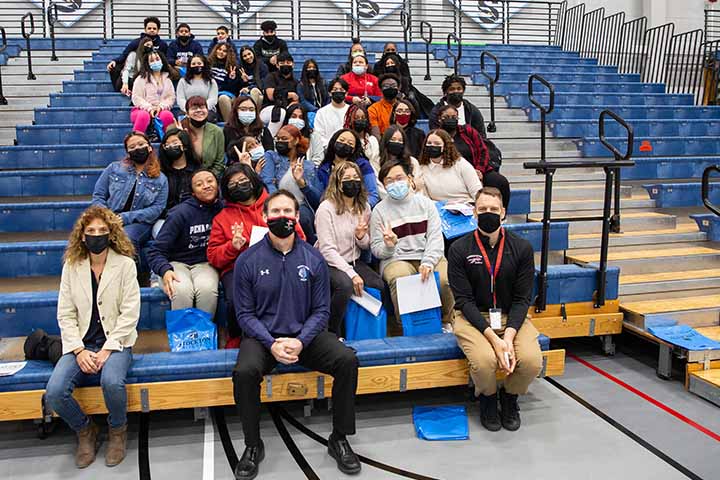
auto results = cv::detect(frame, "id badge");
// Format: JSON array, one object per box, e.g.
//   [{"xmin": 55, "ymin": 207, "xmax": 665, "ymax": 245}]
[{"xmin": 489, "ymin": 308, "xmax": 502, "ymax": 330}]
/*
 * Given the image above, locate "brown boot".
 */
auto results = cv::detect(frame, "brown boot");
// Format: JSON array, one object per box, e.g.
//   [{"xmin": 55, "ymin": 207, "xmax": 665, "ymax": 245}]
[
  {"xmin": 75, "ymin": 421, "xmax": 100, "ymax": 469},
  {"xmin": 105, "ymin": 424, "xmax": 128, "ymax": 467}
]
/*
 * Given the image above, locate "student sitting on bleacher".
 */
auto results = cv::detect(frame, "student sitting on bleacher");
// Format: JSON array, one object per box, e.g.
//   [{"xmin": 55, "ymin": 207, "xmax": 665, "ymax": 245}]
[
  {"xmin": 312, "ymin": 77, "xmax": 350, "ymax": 153},
  {"xmin": 317, "ymin": 129, "xmax": 380, "ymax": 208},
  {"xmin": 430, "ymin": 74, "xmax": 487, "ymax": 138},
  {"xmin": 372, "ymin": 42, "xmax": 410, "ymax": 80},
  {"xmin": 262, "ymin": 52, "xmax": 299, "ymax": 111},
  {"xmin": 390, "ymin": 99, "xmax": 425, "ymax": 159},
  {"xmin": 297, "ymin": 59, "xmax": 329, "ymax": 113},
  {"xmin": 374, "ymin": 54, "xmax": 411, "ymax": 99},
  {"xmin": 156, "ymin": 127, "xmax": 200, "ymax": 236},
  {"xmin": 107, "ymin": 16, "xmax": 168, "ymax": 92},
  {"xmin": 208, "ymin": 25, "xmax": 238, "ymax": 57},
  {"xmin": 232, "ymin": 190, "xmax": 361, "ymax": 479},
  {"xmin": 148, "ymin": 170, "xmax": 223, "ymax": 316},
  {"xmin": 375, "ymin": 125, "xmax": 423, "ymax": 200},
  {"xmin": 344, "ymin": 104, "xmax": 380, "ymax": 173},
  {"xmin": 208, "ymin": 43, "xmax": 241, "ymax": 123},
  {"xmin": 226, "ymin": 137, "xmax": 266, "ymax": 174},
  {"xmin": 252, "ymin": 20, "xmax": 289, "ymax": 74},
  {"xmin": 336, "ymin": 39, "xmax": 366, "ymax": 77},
  {"xmin": 166, "ymin": 23, "xmax": 204, "ymax": 72},
  {"xmin": 341, "ymin": 55, "xmax": 381, "ymax": 109},
  {"xmin": 417, "ymin": 129, "xmax": 482, "ymax": 203},
  {"xmin": 177, "ymin": 54, "xmax": 219, "ymax": 122},
  {"xmin": 131, "ymin": 51, "xmax": 177, "ymax": 139},
  {"xmin": 370, "ymin": 161, "xmax": 454, "ymax": 326},
  {"xmin": 117, "ymin": 36, "xmax": 153, "ymax": 96},
  {"xmin": 179, "ymin": 96, "xmax": 225, "ymax": 179},
  {"xmin": 208, "ymin": 164, "xmax": 306, "ymax": 347},
  {"xmin": 92, "ymin": 132, "xmax": 169, "ymax": 261},
  {"xmin": 45, "ymin": 205, "xmax": 140, "ymax": 469},
  {"xmin": 315, "ymin": 161, "xmax": 383, "ymax": 337},
  {"xmin": 224, "ymin": 96, "xmax": 275, "ymax": 152},
  {"xmin": 238, "ymin": 46, "xmax": 268, "ymax": 107},
  {"xmin": 260, "ymin": 125, "xmax": 321, "ymax": 244},
  {"xmin": 436, "ymin": 104, "xmax": 490, "ymax": 178},
  {"xmin": 283, "ymin": 104, "xmax": 323, "ymax": 166},
  {"xmin": 448, "ymin": 185, "xmax": 543, "ymax": 432}
]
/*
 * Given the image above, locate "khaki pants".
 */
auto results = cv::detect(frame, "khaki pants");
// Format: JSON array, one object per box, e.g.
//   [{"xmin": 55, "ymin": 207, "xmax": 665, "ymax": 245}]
[
  {"xmin": 170, "ymin": 261, "xmax": 220, "ymax": 316},
  {"xmin": 382, "ymin": 258, "xmax": 454, "ymax": 324},
  {"xmin": 452, "ymin": 311, "xmax": 543, "ymax": 396}
]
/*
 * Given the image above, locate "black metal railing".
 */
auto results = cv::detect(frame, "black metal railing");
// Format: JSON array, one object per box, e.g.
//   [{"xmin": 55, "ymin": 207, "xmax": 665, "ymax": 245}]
[
  {"xmin": 0, "ymin": 26, "xmax": 7, "ymax": 105},
  {"xmin": 596, "ymin": 11, "xmax": 624, "ymax": 66},
  {"xmin": 420, "ymin": 20, "xmax": 432, "ymax": 81},
  {"xmin": 21, "ymin": 12, "xmax": 36, "ymax": 81},
  {"xmin": 665, "ymin": 29, "xmax": 705, "ymax": 104},
  {"xmin": 480, "ymin": 51, "xmax": 500, "ymax": 134},
  {"xmin": 47, "ymin": 2, "xmax": 58, "ymax": 62},
  {"xmin": 702, "ymin": 165, "xmax": 720, "ymax": 217},
  {"xmin": 400, "ymin": 8, "xmax": 410, "ymax": 62},
  {"xmin": 558, "ymin": 3, "xmax": 584, "ymax": 52},
  {"xmin": 447, "ymin": 33, "xmax": 461, "ymax": 76},
  {"xmin": 528, "ymin": 74, "xmax": 554, "ymax": 164},
  {"xmin": 579, "ymin": 7, "xmax": 604, "ymax": 59},
  {"xmin": 617, "ymin": 16, "xmax": 647, "ymax": 75}
]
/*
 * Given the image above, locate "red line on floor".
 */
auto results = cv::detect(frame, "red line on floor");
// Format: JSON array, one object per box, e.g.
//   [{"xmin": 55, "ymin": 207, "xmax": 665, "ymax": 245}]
[{"xmin": 567, "ymin": 353, "xmax": 720, "ymax": 443}]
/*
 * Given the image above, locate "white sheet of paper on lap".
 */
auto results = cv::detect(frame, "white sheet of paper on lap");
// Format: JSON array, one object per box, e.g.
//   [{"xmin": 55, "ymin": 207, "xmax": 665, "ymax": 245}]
[
  {"xmin": 0, "ymin": 361, "xmax": 27, "ymax": 377},
  {"xmin": 351, "ymin": 290, "xmax": 383, "ymax": 316},
  {"xmin": 249, "ymin": 226, "xmax": 269, "ymax": 246},
  {"xmin": 396, "ymin": 273, "xmax": 442, "ymax": 315},
  {"xmin": 442, "ymin": 202, "xmax": 474, "ymax": 216}
]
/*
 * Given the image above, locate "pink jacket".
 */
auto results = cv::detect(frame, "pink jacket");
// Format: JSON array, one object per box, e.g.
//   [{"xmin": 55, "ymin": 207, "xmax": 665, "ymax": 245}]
[
  {"xmin": 132, "ymin": 72, "xmax": 176, "ymax": 111},
  {"xmin": 315, "ymin": 199, "xmax": 371, "ymax": 279}
]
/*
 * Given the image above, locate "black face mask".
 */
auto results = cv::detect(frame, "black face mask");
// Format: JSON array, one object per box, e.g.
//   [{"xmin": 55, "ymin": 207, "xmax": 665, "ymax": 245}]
[
  {"xmin": 477, "ymin": 212, "xmax": 501, "ymax": 234},
  {"xmin": 190, "ymin": 117, "xmax": 207, "ymax": 128},
  {"xmin": 441, "ymin": 118, "xmax": 459, "ymax": 132},
  {"xmin": 353, "ymin": 118, "xmax": 369, "ymax": 132},
  {"xmin": 275, "ymin": 141, "xmax": 291, "ymax": 156},
  {"xmin": 279, "ymin": 65, "xmax": 293, "ymax": 76},
  {"xmin": 143, "ymin": 46, "xmax": 154, "ymax": 54},
  {"xmin": 129, "ymin": 147, "xmax": 150, "ymax": 164},
  {"xmin": 306, "ymin": 69, "xmax": 318, "ymax": 79},
  {"xmin": 447, "ymin": 92, "xmax": 464, "ymax": 106},
  {"xmin": 263, "ymin": 34, "xmax": 276, "ymax": 44},
  {"xmin": 164, "ymin": 145, "xmax": 183, "ymax": 161},
  {"xmin": 190, "ymin": 66, "xmax": 204, "ymax": 76},
  {"xmin": 331, "ymin": 91, "xmax": 346, "ymax": 104},
  {"xmin": 382, "ymin": 87, "xmax": 399, "ymax": 100},
  {"xmin": 228, "ymin": 182, "xmax": 254, "ymax": 203},
  {"xmin": 425, "ymin": 145, "xmax": 443, "ymax": 159},
  {"xmin": 335, "ymin": 142, "xmax": 354, "ymax": 159},
  {"xmin": 384, "ymin": 65, "xmax": 398, "ymax": 74},
  {"xmin": 387, "ymin": 141, "xmax": 404, "ymax": 157},
  {"xmin": 341, "ymin": 180, "xmax": 362, "ymax": 198},
  {"xmin": 267, "ymin": 216, "xmax": 296, "ymax": 238},
  {"xmin": 177, "ymin": 35, "xmax": 191, "ymax": 44},
  {"xmin": 84, "ymin": 234, "xmax": 109, "ymax": 255}
]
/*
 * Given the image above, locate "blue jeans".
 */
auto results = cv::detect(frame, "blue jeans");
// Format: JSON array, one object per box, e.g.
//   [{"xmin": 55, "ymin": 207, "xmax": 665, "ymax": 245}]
[
  {"xmin": 45, "ymin": 347, "xmax": 133, "ymax": 432},
  {"xmin": 124, "ymin": 222, "xmax": 152, "ymax": 255}
]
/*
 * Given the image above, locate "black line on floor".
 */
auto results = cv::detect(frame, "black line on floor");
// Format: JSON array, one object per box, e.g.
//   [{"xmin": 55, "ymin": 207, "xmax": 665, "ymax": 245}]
[
  {"xmin": 268, "ymin": 406, "xmax": 321, "ymax": 480},
  {"xmin": 138, "ymin": 412, "xmax": 151, "ymax": 480},
  {"xmin": 211, "ymin": 407, "xmax": 238, "ymax": 472},
  {"xmin": 276, "ymin": 406, "xmax": 443, "ymax": 480},
  {"xmin": 546, "ymin": 377, "xmax": 703, "ymax": 480}
]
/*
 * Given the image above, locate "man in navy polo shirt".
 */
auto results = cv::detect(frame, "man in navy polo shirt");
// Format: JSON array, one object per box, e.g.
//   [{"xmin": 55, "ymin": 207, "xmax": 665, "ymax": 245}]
[{"xmin": 231, "ymin": 189, "xmax": 361, "ymax": 479}]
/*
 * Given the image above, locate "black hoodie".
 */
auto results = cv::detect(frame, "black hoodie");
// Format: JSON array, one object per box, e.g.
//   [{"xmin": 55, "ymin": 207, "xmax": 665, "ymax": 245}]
[{"xmin": 252, "ymin": 35, "xmax": 288, "ymax": 72}]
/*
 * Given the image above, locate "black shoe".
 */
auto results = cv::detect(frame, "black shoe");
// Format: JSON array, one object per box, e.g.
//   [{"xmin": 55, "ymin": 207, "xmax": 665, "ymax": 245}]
[
  {"xmin": 328, "ymin": 434, "xmax": 361, "ymax": 475},
  {"xmin": 234, "ymin": 441, "xmax": 265, "ymax": 480},
  {"xmin": 499, "ymin": 388, "xmax": 521, "ymax": 431},
  {"xmin": 478, "ymin": 393, "xmax": 502, "ymax": 432}
]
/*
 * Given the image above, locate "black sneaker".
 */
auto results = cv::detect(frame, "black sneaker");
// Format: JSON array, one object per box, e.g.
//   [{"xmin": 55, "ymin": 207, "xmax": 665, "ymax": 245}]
[
  {"xmin": 478, "ymin": 393, "xmax": 502, "ymax": 432},
  {"xmin": 328, "ymin": 434, "xmax": 361, "ymax": 475},
  {"xmin": 499, "ymin": 388, "xmax": 521, "ymax": 431},
  {"xmin": 234, "ymin": 441, "xmax": 265, "ymax": 480}
]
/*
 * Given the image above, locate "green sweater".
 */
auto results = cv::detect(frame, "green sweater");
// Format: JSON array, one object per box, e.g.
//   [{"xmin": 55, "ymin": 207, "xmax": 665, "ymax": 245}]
[{"xmin": 198, "ymin": 123, "xmax": 225, "ymax": 179}]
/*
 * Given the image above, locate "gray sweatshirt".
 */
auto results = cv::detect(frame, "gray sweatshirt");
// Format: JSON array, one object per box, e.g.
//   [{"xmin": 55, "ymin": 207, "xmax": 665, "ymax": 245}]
[{"xmin": 176, "ymin": 77, "xmax": 219, "ymax": 112}]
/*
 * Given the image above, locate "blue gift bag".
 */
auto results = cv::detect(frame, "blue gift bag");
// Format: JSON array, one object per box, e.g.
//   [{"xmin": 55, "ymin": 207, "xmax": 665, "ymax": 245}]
[
  {"xmin": 413, "ymin": 405, "xmax": 469, "ymax": 441},
  {"xmin": 344, "ymin": 287, "xmax": 387, "ymax": 341},
  {"xmin": 153, "ymin": 116, "xmax": 166, "ymax": 141},
  {"xmin": 400, "ymin": 272, "xmax": 442, "ymax": 336},
  {"xmin": 166, "ymin": 308, "xmax": 217, "ymax": 352}
]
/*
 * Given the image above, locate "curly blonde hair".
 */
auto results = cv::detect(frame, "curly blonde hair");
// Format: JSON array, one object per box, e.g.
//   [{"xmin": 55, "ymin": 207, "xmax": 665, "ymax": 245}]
[
  {"xmin": 63, "ymin": 205, "xmax": 136, "ymax": 265},
  {"xmin": 322, "ymin": 161, "xmax": 368, "ymax": 216}
]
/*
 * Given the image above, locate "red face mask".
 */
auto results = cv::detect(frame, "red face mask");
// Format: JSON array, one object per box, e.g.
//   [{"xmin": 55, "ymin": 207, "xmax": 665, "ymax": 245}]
[{"xmin": 395, "ymin": 113, "xmax": 411, "ymax": 126}]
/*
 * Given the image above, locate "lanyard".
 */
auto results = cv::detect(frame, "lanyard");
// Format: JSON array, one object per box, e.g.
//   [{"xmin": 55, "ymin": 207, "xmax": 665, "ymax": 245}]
[{"xmin": 474, "ymin": 228, "xmax": 505, "ymax": 308}]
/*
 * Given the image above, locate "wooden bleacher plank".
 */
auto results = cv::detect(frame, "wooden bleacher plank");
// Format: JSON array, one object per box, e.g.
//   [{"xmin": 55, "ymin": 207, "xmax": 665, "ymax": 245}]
[
  {"xmin": 569, "ymin": 224, "xmax": 700, "ymax": 240},
  {"xmin": 621, "ymin": 295, "xmax": 720, "ymax": 315},
  {"xmin": 696, "ymin": 326, "xmax": 720, "ymax": 342},
  {"xmin": 568, "ymin": 246, "xmax": 719, "ymax": 264},
  {"xmin": 0, "ymin": 350, "xmax": 565, "ymax": 421},
  {"xmin": 530, "ymin": 300, "xmax": 620, "ymax": 318},
  {"xmin": 620, "ymin": 269, "xmax": 720, "ymax": 285},
  {"xmin": 686, "ymin": 360, "xmax": 720, "ymax": 389},
  {"xmin": 532, "ymin": 313, "xmax": 623, "ymax": 338},
  {"xmin": 688, "ymin": 369, "xmax": 720, "ymax": 406}
]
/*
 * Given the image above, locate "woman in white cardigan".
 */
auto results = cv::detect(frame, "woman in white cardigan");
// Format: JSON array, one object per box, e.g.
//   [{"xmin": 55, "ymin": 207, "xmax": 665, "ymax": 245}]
[{"xmin": 45, "ymin": 205, "xmax": 140, "ymax": 469}]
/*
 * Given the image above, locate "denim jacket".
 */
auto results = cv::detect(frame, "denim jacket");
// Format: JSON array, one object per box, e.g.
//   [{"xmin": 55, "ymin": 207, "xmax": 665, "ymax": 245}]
[
  {"xmin": 92, "ymin": 160, "xmax": 169, "ymax": 225},
  {"xmin": 260, "ymin": 150, "xmax": 322, "ymax": 210}
]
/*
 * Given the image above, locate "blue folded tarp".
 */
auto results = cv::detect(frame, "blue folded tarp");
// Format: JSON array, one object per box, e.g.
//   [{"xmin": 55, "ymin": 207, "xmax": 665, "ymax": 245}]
[
  {"xmin": 413, "ymin": 405, "xmax": 469, "ymax": 441},
  {"xmin": 647, "ymin": 324, "xmax": 720, "ymax": 351}
]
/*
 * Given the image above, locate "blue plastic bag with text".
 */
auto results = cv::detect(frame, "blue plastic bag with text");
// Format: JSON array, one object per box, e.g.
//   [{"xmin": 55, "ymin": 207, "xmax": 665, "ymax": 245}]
[{"xmin": 166, "ymin": 308, "xmax": 217, "ymax": 352}]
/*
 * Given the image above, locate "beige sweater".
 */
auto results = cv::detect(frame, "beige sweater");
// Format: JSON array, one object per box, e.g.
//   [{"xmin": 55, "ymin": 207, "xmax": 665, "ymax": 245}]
[{"xmin": 417, "ymin": 157, "xmax": 482, "ymax": 203}]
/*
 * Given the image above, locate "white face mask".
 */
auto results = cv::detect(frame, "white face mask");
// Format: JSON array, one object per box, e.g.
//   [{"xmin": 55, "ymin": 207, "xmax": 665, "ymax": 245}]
[{"xmin": 288, "ymin": 118, "xmax": 305, "ymax": 131}]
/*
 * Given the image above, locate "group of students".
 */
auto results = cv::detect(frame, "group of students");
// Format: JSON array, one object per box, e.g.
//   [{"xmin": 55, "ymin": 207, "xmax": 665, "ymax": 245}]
[{"xmin": 43, "ymin": 17, "xmax": 544, "ymax": 480}]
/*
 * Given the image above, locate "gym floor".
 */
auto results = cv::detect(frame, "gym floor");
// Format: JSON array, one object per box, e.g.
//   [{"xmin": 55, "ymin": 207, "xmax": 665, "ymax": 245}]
[{"xmin": 0, "ymin": 335, "xmax": 717, "ymax": 480}]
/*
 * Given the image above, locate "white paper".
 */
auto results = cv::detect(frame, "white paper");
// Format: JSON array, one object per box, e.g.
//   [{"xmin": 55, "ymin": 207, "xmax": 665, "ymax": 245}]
[
  {"xmin": 249, "ymin": 226, "xmax": 269, "ymax": 246},
  {"xmin": 350, "ymin": 290, "xmax": 383, "ymax": 316},
  {"xmin": 0, "ymin": 361, "xmax": 27, "ymax": 377},
  {"xmin": 396, "ymin": 273, "xmax": 442, "ymax": 315},
  {"xmin": 442, "ymin": 202, "xmax": 474, "ymax": 217}
]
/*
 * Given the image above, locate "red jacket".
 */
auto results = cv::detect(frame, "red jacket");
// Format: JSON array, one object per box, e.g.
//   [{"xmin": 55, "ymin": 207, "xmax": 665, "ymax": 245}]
[
  {"xmin": 207, "ymin": 190, "xmax": 306, "ymax": 276},
  {"xmin": 340, "ymin": 71, "xmax": 381, "ymax": 102}
]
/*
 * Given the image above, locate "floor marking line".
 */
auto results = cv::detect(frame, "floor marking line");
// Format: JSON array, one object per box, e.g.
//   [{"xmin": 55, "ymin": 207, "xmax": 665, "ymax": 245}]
[
  {"xmin": 568, "ymin": 353, "xmax": 720, "ymax": 443},
  {"xmin": 138, "ymin": 412, "xmax": 151, "ymax": 480},
  {"xmin": 276, "ymin": 406, "xmax": 443, "ymax": 480},
  {"xmin": 546, "ymin": 377, "xmax": 703, "ymax": 480},
  {"xmin": 211, "ymin": 407, "xmax": 238, "ymax": 472},
  {"xmin": 268, "ymin": 406, "xmax": 320, "ymax": 480},
  {"xmin": 202, "ymin": 415, "xmax": 215, "ymax": 480}
]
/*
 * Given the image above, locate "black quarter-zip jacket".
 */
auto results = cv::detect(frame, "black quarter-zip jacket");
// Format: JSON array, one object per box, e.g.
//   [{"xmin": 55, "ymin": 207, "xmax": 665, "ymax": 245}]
[{"xmin": 448, "ymin": 229, "xmax": 535, "ymax": 332}]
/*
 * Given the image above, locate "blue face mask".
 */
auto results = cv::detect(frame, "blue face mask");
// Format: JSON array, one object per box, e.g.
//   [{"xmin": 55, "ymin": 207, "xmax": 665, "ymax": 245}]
[
  {"xmin": 288, "ymin": 118, "xmax": 305, "ymax": 131},
  {"xmin": 386, "ymin": 180, "xmax": 409, "ymax": 200},
  {"xmin": 149, "ymin": 60, "xmax": 163, "ymax": 72},
  {"xmin": 237, "ymin": 111, "xmax": 256, "ymax": 125},
  {"xmin": 249, "ymin": 145, "xmax": 265, "ymax": 162}
]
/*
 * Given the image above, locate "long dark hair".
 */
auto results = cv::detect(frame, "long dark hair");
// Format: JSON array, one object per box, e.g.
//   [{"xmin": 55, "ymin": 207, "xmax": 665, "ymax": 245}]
[
  {"xmin": 184, "ymin": 54, "xmax": 213, "ymax": 83},
  {"xmin": 239, "ymin": 45, "xmax": 264, "ymax": 87},
  {"xmin": 299, "ymin": 59, "xmax": 328, "ymax": 106},
  {"xmin": 282, "ymin": 104, "xmax": 312, "ymax": 138},
  {"xmin": 138, "ymin": 50, "xmax": 173, "ymax": 80},
  {"xmin": 221, "ymin": 163, "xmax": 264, "ymax": 203},
  {"xmin": 322, "ymin": 128, "xmax": 364, "ymax": 167},
  {"xmin": 379, "ymin": 125, "xmax": 412, "ymax": 167},
  {"xmin": 159, "ymin": 127, "xmax": 200, "ymax": 173},
  {"xmin": 389, "ymin": 98, "xmax": 418, "ymax": 128},
  {"xmin": 226, "ymin": 96, "xmax": 265, "ymax": 138},
  {"xmin": 134, "ymin": 36, "xmax": 154, "ymax": 67}
]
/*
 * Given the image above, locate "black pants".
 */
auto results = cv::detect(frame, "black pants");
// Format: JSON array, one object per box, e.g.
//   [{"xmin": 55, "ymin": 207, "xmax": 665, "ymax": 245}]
[
  {"xmin": 329, "ymin": 262, "xmax": 385, "ymax": 337},
  {"xmin": 232, "ymin": 332, "xmax": 359, "ymax": 447},
  {"xmin": 221, "ymin": 270, "xmax": 241, "ymax": 338}
]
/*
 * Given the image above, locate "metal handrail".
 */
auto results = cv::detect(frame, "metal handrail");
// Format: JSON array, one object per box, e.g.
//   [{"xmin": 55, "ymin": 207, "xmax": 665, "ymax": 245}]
[
  {"xmin": 599, "ymin": 109, "xmax": 634, "ymax": 160},
  {"xmin": 0, "ymin": 26, "xmax": 7, "ymax": 105},
  {"xmin": 702, "ymin": 165, "xmax": 720, "ymax": 217},
  {"xmin": 47, "ymin": 2, "xmax": 59, "ymax": 61},
  {"xmin": 480, "ymin": 51, "xmax": 500, "ymax": 133},
  {"xmin": 420, "ymin": 21, "xmax": 433, "ymax": 81},
  {"xmin": 400, "ymin": 9, "xmax": 411, "ymax": 62},
  {"xmin": 21, "ymin": 11, "xmax": 36, "ymax": 80},
  {"xmin": 528, "ymin": 73, "xmax": 554, "ymax": 163},
  {"xmin": 447, "ymin": 33, "xmax": 462, "ymax": 75}
]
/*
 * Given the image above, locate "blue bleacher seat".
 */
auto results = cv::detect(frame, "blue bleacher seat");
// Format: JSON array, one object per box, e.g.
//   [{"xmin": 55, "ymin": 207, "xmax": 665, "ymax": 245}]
[
  {"xmin": 643, "ymin": 183, "xmax": 719, "ymax": 208},
  {"xmin": 691, "ymin": 214, "xmax": 720, "ymax": 242}
]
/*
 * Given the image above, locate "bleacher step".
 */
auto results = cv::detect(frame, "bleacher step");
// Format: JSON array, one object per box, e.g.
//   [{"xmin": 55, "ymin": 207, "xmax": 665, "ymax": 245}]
[
  {"xmin": 533, "ymin": 211, "xmax": 674, "ymax": 235},
  {"xmin": 522, "ymin": 184, "xmax": 632, "ymax": 202},
  {"xmin": 619, "ymin": 269, "xmax": 720, "ymax": 295},
  {"xmin": 622, "ymin": 294, "xmax": 720, "ymax": 329},
  {"xmin": 688, "ymin": 369, "xmax": 720, "ymax": 407},
  {"xmin": 530, "ymin": 196, "xmax": 655, "ymax": 213},
  {"xmin": 567, "ymin": 243, "xmax": 720, "ymax": 274},
  {"xmin": 568, "ymin": 225, "xmax": 706, "ymax": 249}
]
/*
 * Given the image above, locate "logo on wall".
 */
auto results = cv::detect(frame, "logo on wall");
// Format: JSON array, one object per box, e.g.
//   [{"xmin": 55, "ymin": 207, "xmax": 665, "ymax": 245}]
[
  {"xmin": 447, "ymin": 0, "xmax": 529, "ymax": 30},
  {"xmin": 30, "ymin": 0, "xmax": 103, "ymax": 28},
  {"xmin": 332, "ymin": 0, "xmax": 405, "ymax": 27},
  {"xmin": 199, "ymin": 0, "xmax": 272, "ymax": 24}
]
